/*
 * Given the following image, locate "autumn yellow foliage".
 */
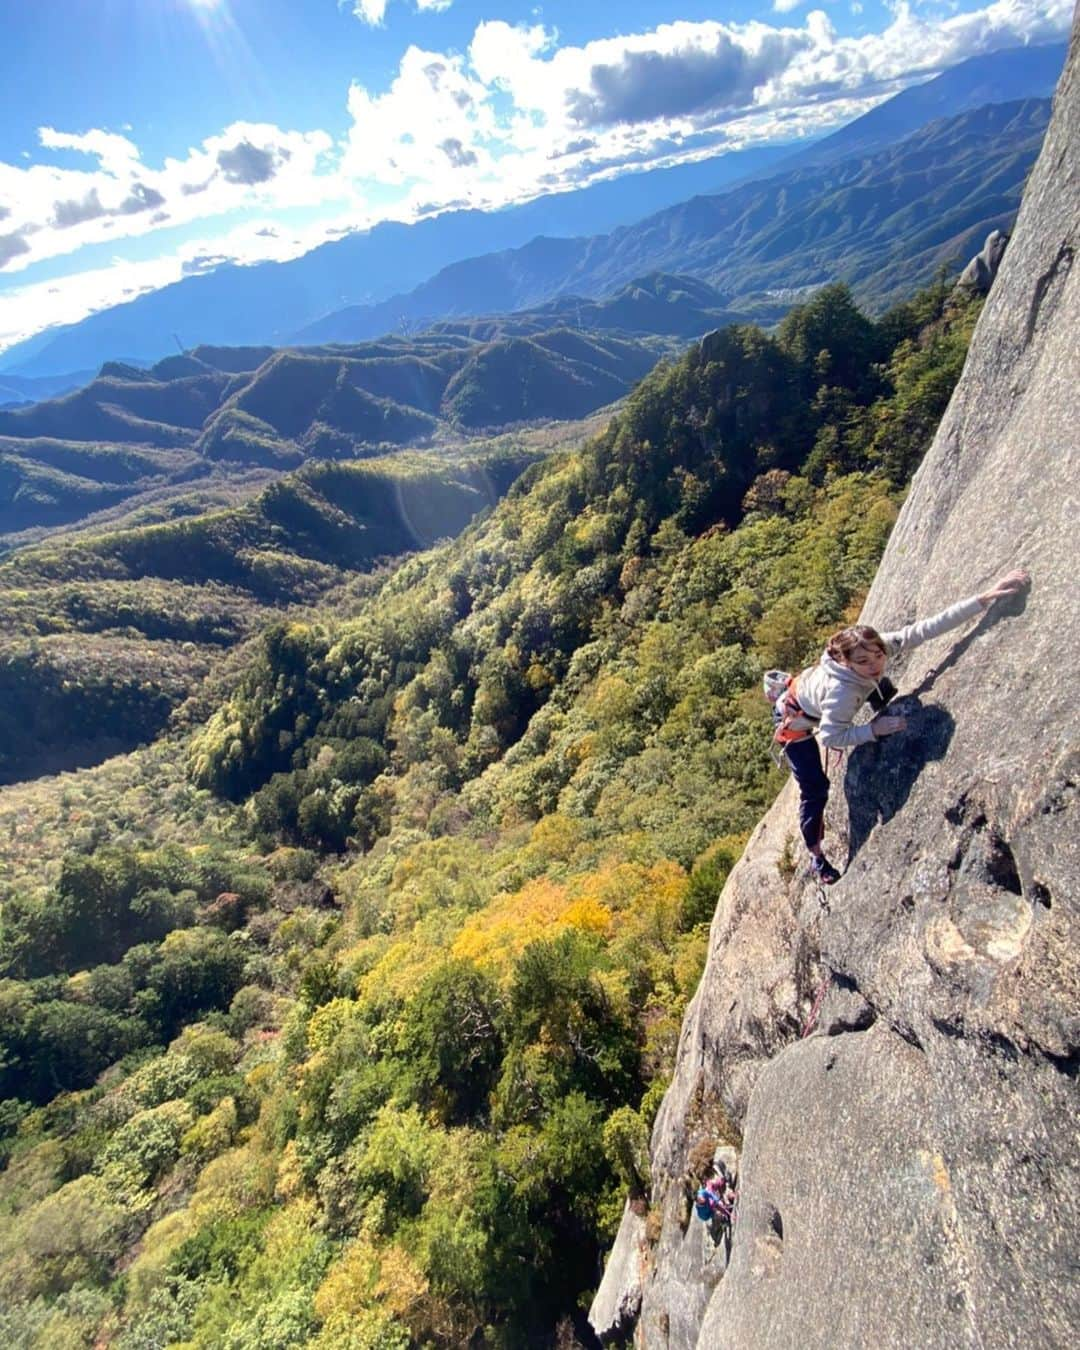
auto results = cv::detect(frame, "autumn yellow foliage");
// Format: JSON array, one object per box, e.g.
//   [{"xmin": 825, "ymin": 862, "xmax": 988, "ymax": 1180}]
[{"xmin": 451, "ymin": 877, "xmax": 569, "ymax": 973}]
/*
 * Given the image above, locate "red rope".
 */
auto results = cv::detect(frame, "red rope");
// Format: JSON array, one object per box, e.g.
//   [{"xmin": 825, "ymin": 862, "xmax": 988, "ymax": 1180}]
[{"xmin": 801, "ymin": 972, "xmax": 831, "ymax": 1038}]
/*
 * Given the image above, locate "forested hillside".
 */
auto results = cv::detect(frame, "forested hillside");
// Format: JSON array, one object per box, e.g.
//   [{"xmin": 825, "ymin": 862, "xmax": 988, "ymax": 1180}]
[
  {"xmin": 0, "ymin": 437, "xmax": 576, "ymax": 783},
  {"xmin": 0, "ymin": 315, "xmax": 667, "ymax": 782},
  {"xmin": 0, "ymin": 280, "xmax": 982, "ymax": 1347}
]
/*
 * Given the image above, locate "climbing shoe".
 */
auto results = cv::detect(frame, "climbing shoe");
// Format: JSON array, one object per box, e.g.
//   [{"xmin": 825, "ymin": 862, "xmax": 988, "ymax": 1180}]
[{"xmin": 811, "ymin": 855, "xmax": 841, "ymax": 885}]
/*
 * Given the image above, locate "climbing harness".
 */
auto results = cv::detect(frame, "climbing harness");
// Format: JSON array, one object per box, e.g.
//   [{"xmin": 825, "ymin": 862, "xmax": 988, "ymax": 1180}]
[
  {"xmin": 767, "ymin": 673, "xmax": 816, "ymax": 769},
  {"xmin": 769, "ymin": 677, "xmax": 848, "ymax": 772},
  {"xmin": 771, "ymin": 675, "xmax": 817, "ymax": 746}
]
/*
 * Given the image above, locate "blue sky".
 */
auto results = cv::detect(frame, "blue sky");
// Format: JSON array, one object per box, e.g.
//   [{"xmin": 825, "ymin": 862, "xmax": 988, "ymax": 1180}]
[{"xmin": 0, "ymin": 0, "xmax": 1070, "ymax": 350}]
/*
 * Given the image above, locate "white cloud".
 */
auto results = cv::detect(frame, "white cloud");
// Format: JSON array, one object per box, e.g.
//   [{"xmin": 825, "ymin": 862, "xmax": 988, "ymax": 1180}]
[
  {"xmin": 0, "ymin": 121, "xmax": 337, "ymax": 277},
  {"xmin": 352, "ymin": 0, "xmax": 388, "ymax": 23},
  {"xmin": 469, "ymin": 20, "xmax": 555, "ymax": 110},
  {"xmin": 562, "ymin": 24, "xmax": 815, "ymax": 128},
  {"xmin": 342, "ymin": 44, "xmax": 498, "ymax": 191},
  {"xmin": 774, "ymin": 0, "xmax": 805, "ymax": 12},
  {"xmin": 39, "ymin": 127, "xmax": 142, "ymax": 174},
  {"xmin": 350, "ymin": 0, "xmax": 451, "ymax": 26},
  {"xmin": 0, "ymin": 211, "xmax": 363, "ymax": 352}
]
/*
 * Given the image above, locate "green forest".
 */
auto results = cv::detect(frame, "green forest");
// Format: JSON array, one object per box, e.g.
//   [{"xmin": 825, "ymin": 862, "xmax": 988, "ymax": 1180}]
[{"xmin": 0, "ymin": 279, "xmax": 981, "ymax": 1348}]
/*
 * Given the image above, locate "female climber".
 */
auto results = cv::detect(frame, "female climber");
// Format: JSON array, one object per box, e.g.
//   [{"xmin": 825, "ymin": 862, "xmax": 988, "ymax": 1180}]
[{"xmin": 768, "ymin": 569, "xmax": 1028, "ymax": 885}]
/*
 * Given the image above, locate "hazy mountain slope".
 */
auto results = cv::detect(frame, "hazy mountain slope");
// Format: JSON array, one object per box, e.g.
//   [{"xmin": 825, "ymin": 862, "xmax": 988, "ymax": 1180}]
[
  {"xmin": 0, "ymin": 322, "xmax": 671, "ymax": 538},
  {"xmin": 441, "ymin": 330, "xmax": 660, "ymax": 430},
  {"xmin": 294, "ymin": 98, "xmax": 1050, "ymax": 344},
  {"xmin": 1, "ymin": 328, "xmax": 662, "ymax": 452},
  {"xmin": 0, "ymin": 368, "xmax": 97, "ymax": 407},
  {"xmin": 0, "ymin": 370, "xmax": 233, "ymax": 447},
  {"xmin": 298, "ymin": 237, "xmax": 588, "ymax": 344},
  {"xmin": 531, "ymin": 273, "xmax": 747, "ymax": 336},
  {"xmin": 777, "ymin": 39, "xmax": 1064, "ymax": 170},
  {"xmin": 401, "ymin": 274, "xmax": 747, "ymax": 349}
]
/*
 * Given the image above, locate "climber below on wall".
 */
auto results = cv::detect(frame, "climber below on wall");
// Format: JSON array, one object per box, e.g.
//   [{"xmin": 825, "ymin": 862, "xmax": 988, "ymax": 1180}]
[
  {"xmin": 694, "ymin": 1165, "xmax": 737, "ymax": 1243},
  {"xmin": 765, "ymin": 569, "xmax": 1029, "ymax": 884}
]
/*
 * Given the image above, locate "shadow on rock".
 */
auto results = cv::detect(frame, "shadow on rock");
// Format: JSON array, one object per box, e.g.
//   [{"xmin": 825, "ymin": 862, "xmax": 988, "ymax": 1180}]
[
  {"xmin": 908, "ymin": 587, "xmax": 1028, "ymax": 700},
  {"xmin": 844, "ymin": 698, "xmax": 955, "ymax": 864}
]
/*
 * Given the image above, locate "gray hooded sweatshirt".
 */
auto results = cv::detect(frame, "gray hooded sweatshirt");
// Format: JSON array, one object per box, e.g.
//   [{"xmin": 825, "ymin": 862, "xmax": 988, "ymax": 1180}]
[{"xmin": 793, "ymin": 595, "xmax": 985, "ymax": 749}]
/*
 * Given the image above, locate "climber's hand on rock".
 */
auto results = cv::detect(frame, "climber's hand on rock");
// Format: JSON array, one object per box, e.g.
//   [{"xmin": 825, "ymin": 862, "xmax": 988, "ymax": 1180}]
[
  {"xmin": 872, "ymin": 714, "xmax": 906, "ymax": 738},
  {"xmin": 979, "ymin": 569, "xmax": 1029, "ymax": 604}
]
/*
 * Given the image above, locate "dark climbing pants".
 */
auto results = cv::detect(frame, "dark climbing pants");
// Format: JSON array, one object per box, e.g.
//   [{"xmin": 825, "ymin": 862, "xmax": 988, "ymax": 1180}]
[{"xmin": 785, "ymin": 736, "xmax": 829, "ymax": 852}]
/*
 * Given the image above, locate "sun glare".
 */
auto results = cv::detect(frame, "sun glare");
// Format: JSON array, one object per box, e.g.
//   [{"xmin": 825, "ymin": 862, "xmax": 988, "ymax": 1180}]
[{"xmin": 175, "ymin": 0, "xmax": 260, "ymax": 91}]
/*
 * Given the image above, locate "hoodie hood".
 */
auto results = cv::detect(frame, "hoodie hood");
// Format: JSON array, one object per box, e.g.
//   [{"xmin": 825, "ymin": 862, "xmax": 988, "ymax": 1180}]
[{"xmin": 819, "ymin": 651, "xmax": 880, "ymax": 691}]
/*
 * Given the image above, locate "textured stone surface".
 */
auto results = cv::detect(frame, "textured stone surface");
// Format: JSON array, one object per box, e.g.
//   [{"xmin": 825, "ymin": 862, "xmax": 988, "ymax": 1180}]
[
  {"xmin": 956, "ymin": 228, "xmax": 1009, "ymax": 293},
  {"xmin": 589, "ymin": 1201, "xmax": 650, "ymax": 1342},
  {"xmin": 618, "ymin": 16, "xmax": 1080, "ymax": 1350}
]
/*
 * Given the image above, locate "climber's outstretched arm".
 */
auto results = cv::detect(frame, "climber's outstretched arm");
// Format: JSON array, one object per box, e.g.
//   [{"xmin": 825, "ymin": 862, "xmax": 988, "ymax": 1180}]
[
  {"xmin": 881, "ymin": 569, "xmax": 1029, "ymax": 654},
  {"xmin": 977, "ymin": 569, "xmax": 1030, "ymax": 605}
]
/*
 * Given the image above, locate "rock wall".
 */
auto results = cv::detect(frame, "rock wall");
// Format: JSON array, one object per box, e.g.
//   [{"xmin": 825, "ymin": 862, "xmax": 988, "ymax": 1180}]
[{"xmin": 592, "ymin": 15, "xmax": 1079, "ymax": 1349}]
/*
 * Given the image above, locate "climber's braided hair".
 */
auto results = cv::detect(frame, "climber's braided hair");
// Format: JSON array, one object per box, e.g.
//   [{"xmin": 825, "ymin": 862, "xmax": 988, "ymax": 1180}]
[{"xmin": 826, "ymin": 624, "xmax": 887, "ymax": 663}]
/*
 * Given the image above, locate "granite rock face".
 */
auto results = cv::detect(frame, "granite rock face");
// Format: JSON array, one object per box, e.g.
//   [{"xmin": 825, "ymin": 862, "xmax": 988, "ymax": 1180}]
[
  {"xmin": 589, "ymin": 1201, "xmax": 649, "ymax": 1343},
  {"xmin": 594, "ymin": 16, "xmax": 1080, "ymax": 1349},
  {"xmin": 956, "ymin": 228, "xmax": 1009, "ymax": 294}
]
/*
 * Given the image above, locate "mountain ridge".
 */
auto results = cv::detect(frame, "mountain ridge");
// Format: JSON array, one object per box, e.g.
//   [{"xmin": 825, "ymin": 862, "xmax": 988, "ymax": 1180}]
[
  {"xmin": 0, "ymin": 322, "xmax": 675, "ymax": 543},
  {"xmin": 296, "ymin": 97, "xmax": 1051, "ymax": 344},
  {"xmin": 774, "ymin": 39, "xmax": 1064, "ymax": 171}
]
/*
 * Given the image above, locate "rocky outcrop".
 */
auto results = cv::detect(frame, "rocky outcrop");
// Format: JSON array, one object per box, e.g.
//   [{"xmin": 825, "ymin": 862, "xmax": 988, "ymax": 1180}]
[
  {"xmin": 595, "ymin": 16, "xmax": 1080, "ymax": 1350},
  {"xmin": 589, "ymin": 1201, "xmax": 650, "ymax": 1342},
  {"xmin": 955, "ymin": 228, "xmax": 1009, "ymax": 294}
]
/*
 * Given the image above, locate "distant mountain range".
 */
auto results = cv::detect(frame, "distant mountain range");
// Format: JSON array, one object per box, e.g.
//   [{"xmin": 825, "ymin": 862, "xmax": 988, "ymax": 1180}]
[
  {"xmin": 0, "ymin": 81, "xmax": 1054, "ymax": 542},
  {"xmin": 0, "ymin": 41, "xmax": 1063, "ymax": 381},
  {"xmin": 0, "ymin": 318, "xmax": 683, "ymax": 538},
  {"xmin": 773, "ymin": 41, "xmax": 1065, "ymax": 170},
  {"xmin": 0, "ymin": 369, "xmax": 98, "ymax": 408},
  {"xmin": 296, "ymin": 97, "xmax": 1051, "ymax": 343}
]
